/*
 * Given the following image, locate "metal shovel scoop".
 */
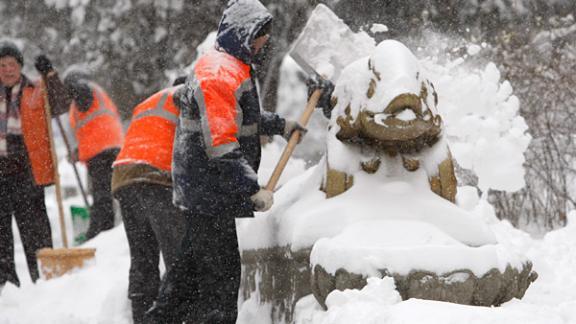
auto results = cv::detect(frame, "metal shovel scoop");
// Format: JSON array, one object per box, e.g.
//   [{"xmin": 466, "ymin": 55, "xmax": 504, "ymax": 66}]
[{"xmin": 265, "ymin": 4, "xmax": 375, "ymax": 191}]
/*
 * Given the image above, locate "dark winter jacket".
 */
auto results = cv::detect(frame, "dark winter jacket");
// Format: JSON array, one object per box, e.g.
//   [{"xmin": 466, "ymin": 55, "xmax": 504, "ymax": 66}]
[{"xmin": 172, "ymin": 0, "xmax": 284, "ymax": 217}]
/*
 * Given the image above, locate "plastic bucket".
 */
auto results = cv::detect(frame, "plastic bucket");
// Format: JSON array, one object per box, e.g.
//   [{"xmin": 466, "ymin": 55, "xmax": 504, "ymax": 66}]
[{"xmin": 70, "ymin": 205, "xmax": 90, "ymax": 245}]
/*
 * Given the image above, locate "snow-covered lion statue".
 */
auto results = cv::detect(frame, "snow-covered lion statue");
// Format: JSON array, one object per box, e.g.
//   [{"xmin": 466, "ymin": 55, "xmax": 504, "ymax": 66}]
[
  {"xmin": 238, "ymin": 40, "xmax": 536, "ymax": 324},
  {"xmin": 323, "ymin": 40, "xmax": 456, "ymax": 202}
]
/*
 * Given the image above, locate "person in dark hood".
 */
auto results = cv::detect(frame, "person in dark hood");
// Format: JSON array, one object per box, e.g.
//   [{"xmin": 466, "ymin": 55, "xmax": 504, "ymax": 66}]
[{"xmin": 144, "ymin": 0, "xmax": 306, "ymax": 323}]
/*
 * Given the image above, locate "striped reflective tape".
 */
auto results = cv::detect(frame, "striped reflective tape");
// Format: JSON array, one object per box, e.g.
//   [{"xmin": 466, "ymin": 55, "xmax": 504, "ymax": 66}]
[
  {"xmin": 133, "ymin": 93, "xmax": 178, "ymax": 124},
  {"xmin": 74, "ymin": 90, "xmax": 116, "ymax": 131}
]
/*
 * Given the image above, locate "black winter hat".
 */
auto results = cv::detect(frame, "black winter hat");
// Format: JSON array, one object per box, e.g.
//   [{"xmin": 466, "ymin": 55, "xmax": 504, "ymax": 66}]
[
  {"xmin": 254, "ymin": 20, "xmax": 272, "ymax": 39},
  {"xmin": 0, "ymin": 41, "xmax": 24, "ymax": 66},
  {"xmin": 63, "ymin": 67, "xmax": 91, "ymax": 87}
]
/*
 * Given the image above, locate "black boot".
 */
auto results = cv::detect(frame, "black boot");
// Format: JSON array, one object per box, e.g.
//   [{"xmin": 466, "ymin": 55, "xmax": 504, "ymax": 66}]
[
  {"xmin": 143, "ymin": 301, "xmax": 181, "ymax": 324},
  {"xmin": 131, "ymin": 296, "xmax": 154, "ymax": 324}
]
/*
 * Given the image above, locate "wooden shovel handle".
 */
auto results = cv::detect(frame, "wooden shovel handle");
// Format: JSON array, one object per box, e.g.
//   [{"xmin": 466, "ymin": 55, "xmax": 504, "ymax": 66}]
[
  {"xmin": 265, "ymin": 89, "xmax": 322, "ymax": 191},
  {"xmin": 54, "ymin": 117, "xmax": 90, "ymax": 208},
  {"xmin": 43, "ymin": 81, "xmax": 69, "ymax": 248}
]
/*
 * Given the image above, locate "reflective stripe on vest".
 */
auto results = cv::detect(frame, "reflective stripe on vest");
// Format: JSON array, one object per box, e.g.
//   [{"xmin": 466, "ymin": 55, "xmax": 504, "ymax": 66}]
[
  {"xmin": 112, "ymin": 87, "xmax": 179, "ymax": 171},
  {"xmin": 192, "ymin": 78, "xmax": 256, "ymax": 159},
  {"xmin": 181, "ymin": 117, "xmax": 258, "ymax": 138},
  {"xmin": 193, "ymin": 85, "xmax": 238, "ymax": 158},
  {"xmin": 133, "ymin": 93, "xmax": 179, "ymax": 124},
  {"xmin": 73, "ymin": 90, "xmax": 117, "ymax": 131},
  {"xmin": 191, "ymin": 50, "xmax": 254, "ymax": 159}
]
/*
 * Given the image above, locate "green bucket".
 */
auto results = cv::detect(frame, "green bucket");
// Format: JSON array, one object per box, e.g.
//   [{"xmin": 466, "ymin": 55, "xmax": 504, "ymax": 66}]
[{"xmin": 70, "ymin": 205, "xmax": 90, "ymax": 245}]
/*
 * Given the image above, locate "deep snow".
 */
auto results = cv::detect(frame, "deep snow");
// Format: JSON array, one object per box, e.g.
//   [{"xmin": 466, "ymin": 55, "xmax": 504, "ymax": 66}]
[{"xmin": 2, "ymin": 143, "xmax": 576, "ymax": 323}]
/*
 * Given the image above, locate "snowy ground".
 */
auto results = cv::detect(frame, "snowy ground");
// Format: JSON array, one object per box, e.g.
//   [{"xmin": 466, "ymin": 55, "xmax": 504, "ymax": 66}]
[{"xmin": 1, "ymin": 143, "xmax": 576, "ymax": 323}]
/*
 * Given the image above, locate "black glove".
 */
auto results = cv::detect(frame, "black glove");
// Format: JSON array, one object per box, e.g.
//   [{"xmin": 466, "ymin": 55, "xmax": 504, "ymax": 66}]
[
  {"xmin": 251, "ymin": 189, "xmax": 274, "ymax": 212},
  {"xmin": 34, "ymin": 55, "xmax": 54, "ymax": 75},
  {"xmin": 306, "ymin": 75, "xmax": 334, "ymax": 118}
]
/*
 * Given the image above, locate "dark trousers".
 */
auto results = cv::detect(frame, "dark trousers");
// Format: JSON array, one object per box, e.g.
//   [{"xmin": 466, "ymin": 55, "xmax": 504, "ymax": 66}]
[
  {"xmin": 0, "ymin": 171, "xmax": 53, "ymax": 287},
  {"xmin": 85, "ymin": 148, "xmax": 119, "ymax": 240},
  {"xmin": 115, "ymin": 183, "xmax": 186, "ymax": 324},
  {"xmin": 145, "ymin": 208, "xmax": 241, "ymax": 324}
]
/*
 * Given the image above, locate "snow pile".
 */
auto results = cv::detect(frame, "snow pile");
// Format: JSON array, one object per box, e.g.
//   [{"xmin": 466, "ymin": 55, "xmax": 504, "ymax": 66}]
[
  {"xmin": 422, "ymin": 59, "xmax": 531, "ymax": 192},
  {"xmin": 240, "ymin": 158, "xmax": 532, "ymax": 284},
  {"xmin": 521, "ymin": 211, "xmax": 576, "ymax": 307},
  {"xmin": 296, "ymin": 290, "xmax": 563, "ymax": 324},
  {"xmin": 310, "ymin": 219, "xmax": 522, "ymax": 278},
  {"xmin": 239, "ymin": 161, "xmax": 497, "ymax": 250},
  {"xmin": 0, "ymin": 227, "xmax": 131, "ymax": 324},
  {"xmin": 237, "ymin": 297, "xmax": 274, "ymax": 324},
  {"xmin": 294, "ymin": 277, "xmax": 401, "ymax": 324}
]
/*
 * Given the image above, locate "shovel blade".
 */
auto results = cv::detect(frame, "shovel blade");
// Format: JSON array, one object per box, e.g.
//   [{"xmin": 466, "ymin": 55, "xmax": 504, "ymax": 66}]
[
  {"xmin": 37, "ymin": 247, "xmax": 96, "ymax": 279},
  {"xmin": 289, "ymin": 4, "xmax": 376, "ymax": 82}
]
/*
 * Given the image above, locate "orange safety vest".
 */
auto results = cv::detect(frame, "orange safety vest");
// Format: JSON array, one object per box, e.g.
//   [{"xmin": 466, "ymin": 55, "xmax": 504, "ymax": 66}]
[
  {"xmin": 69, "ymin": 84, "xmax": 124, "ymax": 163},
  {"xmin": 113, "ymin": 86, "xmax": 181, "ymax": 172},
  {"xmin": 191, "ymin": 49, "xmax": 253, "ymax": 158},
  {"xmin": 20, "ymin": 80, "xmax": 55, "ymax": 186}
]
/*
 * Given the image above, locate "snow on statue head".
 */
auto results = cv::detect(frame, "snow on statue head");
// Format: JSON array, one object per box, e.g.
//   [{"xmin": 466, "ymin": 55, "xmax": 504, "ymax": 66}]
[
  {"xmin": 323, "ymin": 40, "xmax": 456, "ymax": 201},
  {"xmin": 335, "ymin": 40, "xmax": 441, "ymax": 153}
]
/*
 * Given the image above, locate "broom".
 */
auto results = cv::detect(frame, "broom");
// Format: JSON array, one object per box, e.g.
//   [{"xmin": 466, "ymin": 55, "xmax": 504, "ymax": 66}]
[{"xmin": 36, "ymin": 77, "xmax": 95, "ymax": 279}]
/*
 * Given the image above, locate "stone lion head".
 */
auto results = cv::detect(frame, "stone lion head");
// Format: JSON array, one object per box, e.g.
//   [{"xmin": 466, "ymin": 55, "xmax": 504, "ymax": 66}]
[{"xmin": 332, "ymin": 40, "xmax": 443, "ymax": 155}]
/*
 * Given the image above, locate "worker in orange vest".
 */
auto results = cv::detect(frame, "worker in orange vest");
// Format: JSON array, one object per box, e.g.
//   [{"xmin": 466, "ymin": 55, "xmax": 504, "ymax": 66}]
[
  {"xmin": 111, "ymin": 77, "xmax": 187, "ymax": 324},
  {"xmin": 0, "ymin": 42, "xmax": 70, "ymax": 288},
  {"xmin": 64, "ymin": 69, "xmax": 124, "ymax": 240}
]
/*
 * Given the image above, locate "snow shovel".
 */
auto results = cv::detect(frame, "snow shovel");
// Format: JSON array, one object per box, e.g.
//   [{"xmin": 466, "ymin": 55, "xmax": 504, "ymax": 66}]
[
  {"xmin": 265, "ymin": 4, "xmax": 375, "ymax": 191},
  {"xmin": 36, "ymin": 81, "xmax": 95, "ymax": 280}
]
